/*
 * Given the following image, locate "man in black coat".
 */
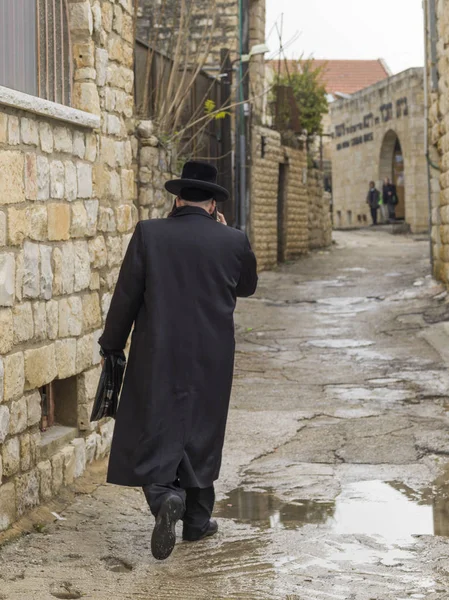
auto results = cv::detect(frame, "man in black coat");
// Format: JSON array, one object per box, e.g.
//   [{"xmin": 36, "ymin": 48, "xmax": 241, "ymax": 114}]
[
  {"xmin": 382, "ymin": 177, "xmax": 397, "ymax": 221},
  {"xmin": 366, "ymin": 181, "xmax": 380, "ymax": 226},
  {"xmin": 99, "ymin": 161, "xmax": 258, "ymax": 560}
]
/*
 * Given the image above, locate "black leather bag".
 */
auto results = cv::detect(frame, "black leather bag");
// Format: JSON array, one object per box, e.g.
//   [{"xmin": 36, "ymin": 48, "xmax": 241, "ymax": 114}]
[{"xmin": 90, "ymin": 349, "xmax": 126, "ymax": 421}]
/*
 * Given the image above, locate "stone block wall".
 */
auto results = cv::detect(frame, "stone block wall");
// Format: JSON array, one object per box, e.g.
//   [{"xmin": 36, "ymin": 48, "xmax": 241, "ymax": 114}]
[
  {"xmin": 137, "ymin": 0, "xmax": 240, "ymax": 67},
  {"xmin": 0, "ymin": 0, "xmax": 137, "ymax": 530},
  {"xmin": 249, "ymin": 126, "xmax": 283, "ymax": 270},
  {"xmin": 136, "ymin": 121, "xmax": 175, "ymax": 220},
  {"xmin": 282, "ymin": 147, "xmax": 309, "ymax": 260},
  {"xmin": 308, "ymin": 169, "xmax": 332, "ymax": 249},
  {"xmin": 249, "ymin": 125, "xmax": 331, "ymax": 270},
  {"xmin": 425, "ymin": 0, "xmax": 449, "ymax": 282},
  {"xmin": 330, "ymin": 69, "xmax": 429, "ymax": 234}
]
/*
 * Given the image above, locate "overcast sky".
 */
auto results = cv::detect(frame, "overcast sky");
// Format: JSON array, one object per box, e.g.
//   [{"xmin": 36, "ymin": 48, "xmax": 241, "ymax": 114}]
[{"xmin": 265, "ymin": 0, "xmax": 425, "ymax": 75}]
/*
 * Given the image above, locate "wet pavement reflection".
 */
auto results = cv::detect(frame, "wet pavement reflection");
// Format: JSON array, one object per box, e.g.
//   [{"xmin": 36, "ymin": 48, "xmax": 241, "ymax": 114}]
[
  {"xmin": 216, "ymin": 488, "xmax": 334, "ymax": 530},
  {"xmin": 217, "ymin": 479, "xmax": 449, "ymax": 543}
]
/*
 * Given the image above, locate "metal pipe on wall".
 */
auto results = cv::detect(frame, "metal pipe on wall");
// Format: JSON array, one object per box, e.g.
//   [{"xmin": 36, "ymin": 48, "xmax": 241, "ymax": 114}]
[
  {"xmin": 424, "ymin": 0, "xmax": 440, "ymax": 274},
  {"xmin": 235, "ymin": 0, "xmax": 249, "ymax": 233}
]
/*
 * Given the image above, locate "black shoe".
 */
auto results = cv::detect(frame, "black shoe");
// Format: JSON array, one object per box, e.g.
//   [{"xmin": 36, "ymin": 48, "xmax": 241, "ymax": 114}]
[
  {"xmin": 151, "ymin": 495, "xmax": 185, "ymax": 560},
  {"xmin": 182, "ymin": 519, "xmax": 218, "ymax": 542}
]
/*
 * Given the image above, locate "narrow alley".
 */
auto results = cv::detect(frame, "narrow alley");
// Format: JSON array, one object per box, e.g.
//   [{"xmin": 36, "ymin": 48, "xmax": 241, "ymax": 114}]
[{"xmin": 1, "ymin": 229, "xmax": 449, "ymax": 600}]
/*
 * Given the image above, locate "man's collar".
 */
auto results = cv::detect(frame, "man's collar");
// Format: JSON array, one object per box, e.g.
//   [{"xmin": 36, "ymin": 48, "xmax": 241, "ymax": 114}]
[{"xmin": 170, "ymin": 205, "xmax": 214, "ymax": 220}]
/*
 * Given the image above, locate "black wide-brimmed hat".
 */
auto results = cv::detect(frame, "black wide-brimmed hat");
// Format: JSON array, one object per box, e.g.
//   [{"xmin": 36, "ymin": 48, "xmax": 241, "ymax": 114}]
[{"xmin": 165, "ymin": 161, "xmax": 229, "ymax": 203}]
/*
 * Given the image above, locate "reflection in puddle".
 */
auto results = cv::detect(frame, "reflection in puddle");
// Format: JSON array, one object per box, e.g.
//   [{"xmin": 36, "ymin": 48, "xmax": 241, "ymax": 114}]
[
  {"xmin": 333, "ymin": 481, "xmax": 433, "ymax": 542},
  {"xmin": 216, "ymin": 489, "xmax": 333, "ymax": 530},
  {"xmin": 217, "ymin": 480, "xmax": 449, "ymax": 543}
]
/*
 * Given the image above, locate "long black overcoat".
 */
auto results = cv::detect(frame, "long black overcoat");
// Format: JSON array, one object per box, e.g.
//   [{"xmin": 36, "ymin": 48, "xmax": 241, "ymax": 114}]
[{"xmin": 99, "ymin": 206, "xmax": 258, "ymax": 489}]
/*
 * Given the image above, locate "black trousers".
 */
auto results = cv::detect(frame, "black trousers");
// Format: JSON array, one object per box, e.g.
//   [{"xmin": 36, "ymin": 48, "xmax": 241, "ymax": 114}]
[
  {"xmin": 387, "ymin": 202, "xmax": 396, "ymax": 220},
  {"xmin": 370, "ymin": 206, "xmax": 378, "ymax": 225},
  {"xmin": 143, "ymin": 482, "xmax": 215, "ymax": 539}
]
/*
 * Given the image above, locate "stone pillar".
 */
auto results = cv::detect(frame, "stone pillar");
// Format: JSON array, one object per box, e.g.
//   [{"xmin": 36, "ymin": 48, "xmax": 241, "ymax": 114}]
[{"xmin": 136, "ymin": 120, "xmax": 174, "ymax": 221}]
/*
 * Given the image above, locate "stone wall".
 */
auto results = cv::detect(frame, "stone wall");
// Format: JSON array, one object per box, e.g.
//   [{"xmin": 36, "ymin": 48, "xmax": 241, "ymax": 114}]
[
  {"xmin": 308, "ymin": 170, "xmax": 332, "ymax": 249},
  {"xmin": 249, "ymin": 126, "xmax": 331, "ymax": 270},
  {"xmin": 249, "ymin": 127, "xmax": 283, "ymax": 270},
  {"xmin": 136, "ymin": 121, "xmax": 174, "ymax": 220},
  {"xmin": 0, "ymin": 0, "xmax": 137, "ymax": 530},
  {"xmin": 330, "ymin": 68, "xmax": 428, "ymax": 234},
  {"xmin": 425, "ymin": 0, "xmax": 449, "ymax": 282},
  {"xmin": 282, "ymin": 147, "xmax": 309, "ymax": 260},
  {"xmin": 137, "ymin": 0, "xmax": 240, "ymax": 67}
]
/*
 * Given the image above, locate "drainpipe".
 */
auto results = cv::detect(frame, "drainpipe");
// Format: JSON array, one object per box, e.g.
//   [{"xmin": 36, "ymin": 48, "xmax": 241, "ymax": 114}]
[
  {"xmin": 236, "ymin": 0, "xmax": 249, "ymax": 233},
  {"xmin": 424, "ymin": 0, "xmax": 440, "ymax": 273}
]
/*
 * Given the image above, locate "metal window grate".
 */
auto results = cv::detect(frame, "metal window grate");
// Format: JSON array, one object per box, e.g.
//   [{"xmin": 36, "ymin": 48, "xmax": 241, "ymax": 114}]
[
  {"xmin": 40, "ymin": 382, "xmax": 55, "ymax": 431},
  {"xmin": 37, "ymin": 0, "xmax": 72, "ymax": 105},
  {"xmin": 0, "ymin": 0, "xmax": 72, "ymax": 105},
  {"xmin": 0, "ymin": 0, "xmax": 38, "ymax": 96}
]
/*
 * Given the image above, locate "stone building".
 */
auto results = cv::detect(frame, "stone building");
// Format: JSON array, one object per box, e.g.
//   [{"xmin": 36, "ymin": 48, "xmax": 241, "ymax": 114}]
[
  {"xmin": 249, "ymin": 129, "xmax": 332, "ymax": 269},
  {"xmin": 330, "ymin": 68, "xmax": 430, "ymax": 233},
  {"xmin": 266, "ymin": 59, "xmax": 391, "ymax": 190},
  {"xmin": 424, "ymin": 0, "xmax": 449, "ymax": 283}
]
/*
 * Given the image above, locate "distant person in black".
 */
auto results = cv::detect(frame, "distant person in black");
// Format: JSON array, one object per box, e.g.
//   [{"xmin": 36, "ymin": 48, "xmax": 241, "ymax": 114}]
[
  {"xmin": 366, "ymin": 181, "xmax": 380, "ymax": 226},
  {"xmin": 383, "ymin": 177, "xmax": 397, "ymax": 221}
]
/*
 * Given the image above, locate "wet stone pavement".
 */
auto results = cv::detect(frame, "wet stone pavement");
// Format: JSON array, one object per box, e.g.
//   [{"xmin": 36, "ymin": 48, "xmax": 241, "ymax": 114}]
[{"xmin": 2, "ymin": 229, "xmax": 449, "ymax": 599}]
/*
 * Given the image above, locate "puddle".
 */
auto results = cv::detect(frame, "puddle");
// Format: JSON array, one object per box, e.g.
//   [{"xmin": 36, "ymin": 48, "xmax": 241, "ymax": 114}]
[
  {"xmin": 216, "ymin": 489, "xmax": 334, "ymax": 530},
  {"xmin": 315, "ymin": 297, "xmax": 372, "ymax": 315},
  {"xmin": 325, "ymin": 385, "xmax": 416, "ymax": 404},
  {"xmin": 342, "ymin": 267, "xmax": 368, "ymax": 273},
  {"xmin": 332, "ymin": 481, "xmax": 433, "ymax": 543},
  {"xmin": 217, "ymin": 480, "xmax": 449, "ymax": 543},
  {"xmin": 306, "ymin": 339, "xmax": 374, "ymax": 349},
  {"xmin": 300, "ymin": 278, "xmax": 351, "ymax": 289},
  {"xmin": 317, "ymin": 297, "xmax": 368, "ymax": 306}
]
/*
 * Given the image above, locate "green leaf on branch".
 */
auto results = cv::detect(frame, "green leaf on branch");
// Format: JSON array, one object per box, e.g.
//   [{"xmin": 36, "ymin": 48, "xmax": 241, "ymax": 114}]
[{"xmin": 204, "ymin": 99, "xmax": 216, "ymax": 114}]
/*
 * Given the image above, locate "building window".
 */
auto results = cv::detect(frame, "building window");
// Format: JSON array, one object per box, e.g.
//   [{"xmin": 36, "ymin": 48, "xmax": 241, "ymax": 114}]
[
  {"xmin": 40, "ymin": 382, "xmax": 55, "ymax": 431},
  {"xmin": 0, "ymin": 0, "xmax": 72, "ymax": 105},
  {"xmin": 347, "ymin": 210, "xmax": 352, "ymax": 225},
  {"xmin": 40, "ymin": 377, "xmax": 78, "ymax": 431},
  {"xmin": 336, "ymin": 210, "xmax": 342, "ymax": 226}
]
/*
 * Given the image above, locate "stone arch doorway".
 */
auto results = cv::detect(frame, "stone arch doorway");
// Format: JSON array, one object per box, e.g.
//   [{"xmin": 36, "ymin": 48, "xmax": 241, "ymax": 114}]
[{"xmin": 379, "ymin": 130, "xmax": 405, "ymax": 220}]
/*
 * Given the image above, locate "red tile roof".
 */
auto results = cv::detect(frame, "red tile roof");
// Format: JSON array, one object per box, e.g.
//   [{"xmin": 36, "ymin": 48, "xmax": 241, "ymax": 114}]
[{"xmin": 268, "ymin": 59, "xmax": 391, "ymax": 96}]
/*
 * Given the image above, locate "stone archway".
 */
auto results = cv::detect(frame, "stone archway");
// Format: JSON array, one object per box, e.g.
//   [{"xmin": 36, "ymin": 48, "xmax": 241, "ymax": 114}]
[{"xmin": 379, "ymin": 130, "xmax": 405, "ymax": 220}]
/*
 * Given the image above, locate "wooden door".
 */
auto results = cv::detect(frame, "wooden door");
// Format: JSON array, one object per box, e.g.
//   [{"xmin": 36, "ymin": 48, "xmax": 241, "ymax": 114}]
[{"xmin": 277, "ymin": 163, "xmax": 287, "ymax": 263}]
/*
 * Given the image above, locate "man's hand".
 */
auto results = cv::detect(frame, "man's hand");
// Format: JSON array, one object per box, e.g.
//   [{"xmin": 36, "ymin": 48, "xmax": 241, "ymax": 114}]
[{"xmin": 217, "ymin": 212, "xmax": 227, "ymax": 225}]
